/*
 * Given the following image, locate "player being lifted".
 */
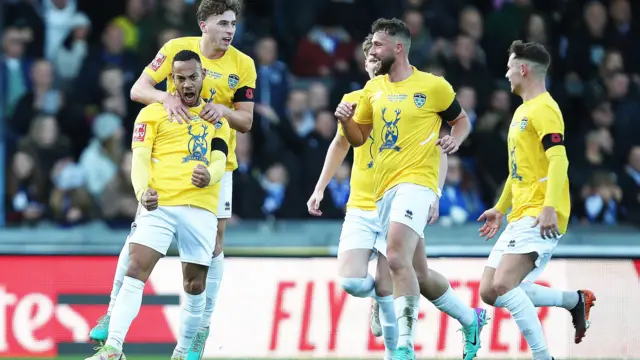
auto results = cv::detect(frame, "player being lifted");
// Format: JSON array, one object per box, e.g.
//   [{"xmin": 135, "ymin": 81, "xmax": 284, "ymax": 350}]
[
  {"xmin": 86, "ymin": 50, "xmax": 231, "ymax": 360},
  {"xmin": 314, "ymin": 33, "xmax": 487, "ymax": 360},
  {"xmin": 90, "ymin": 1, "xmax": 256, "ymax": 359},
  {"xmin": 335, "ymin": 19, "xmax": 485, "ymax": 360},
  {"xmin": 477, "ymin": 41, "xmax": 596, "ymax": 360}
]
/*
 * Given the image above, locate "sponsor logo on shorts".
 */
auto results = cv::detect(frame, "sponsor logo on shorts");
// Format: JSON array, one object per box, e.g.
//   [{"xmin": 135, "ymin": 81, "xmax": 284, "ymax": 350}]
[
  {"xmin": 508, "ymin": 239, "xmax": 516, "ymax": 248},
  {"xmin": 225, "ymin": 201, "xmax": 231, "ymax": 211},
  {"xmin": 405, "ymin": 209, "xmax": 413, "ymax": 220}
]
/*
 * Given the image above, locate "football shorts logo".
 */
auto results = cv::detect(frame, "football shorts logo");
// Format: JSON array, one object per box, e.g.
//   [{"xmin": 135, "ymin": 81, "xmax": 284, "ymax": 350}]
[
  {"xmin": 379, "ymin": 108, "xmax": 402, "ymax": 152},
  {"xmin": 413, "ymin": 93, "xmax": 426, "ymax": 108},
  {"xmin": 520, "ymin": 117, "xmax": 528, "ymax": 131},
  {"xmin": 149, "ymin": 53, "xmax": 166, "ymax": 71},
  {"xmin": 133, "ymin": 123, "xmax": 147, "ymax": 142},
  {"xmin": 228, "ymin": 74, "xmax": 239, "ymax": 89},
  {"xmin": 182, "ymin": 124, "xmax": 210, "ymax": 165}
]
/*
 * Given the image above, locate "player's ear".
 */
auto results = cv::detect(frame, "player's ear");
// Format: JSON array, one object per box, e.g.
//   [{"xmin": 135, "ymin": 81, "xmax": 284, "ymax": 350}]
[
  {"xmin": 520, "ymin": 63, "xmax": 527, "ymax": 77},
  {"xmin": 199, "ymin": 21, "xmax": 207, "ymax": 33}
]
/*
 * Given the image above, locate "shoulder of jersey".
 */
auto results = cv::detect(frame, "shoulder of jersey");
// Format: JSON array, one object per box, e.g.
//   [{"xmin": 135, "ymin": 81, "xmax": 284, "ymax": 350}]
[
  {"xmin": 140, "ymin": 103, "xmax": 167, "ymax": 119},
  {"xmin": 343, "ymin": 89, "xmax": 363, "ymax": 102},
  {"xmin": 228, "ymin": 45, "xmax": 255, "ymax": 66}
]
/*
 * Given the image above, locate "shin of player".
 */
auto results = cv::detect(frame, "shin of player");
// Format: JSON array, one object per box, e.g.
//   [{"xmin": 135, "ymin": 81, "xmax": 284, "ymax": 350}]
[
  {"xmin": 336, "ymin": 18, "xmax": 473, "ymax": 360},
  {"xmin": 477, "ymin": 41, "xmax": 595, "ymax": 360},
  {"xmin": 308, "ymin": 35, "xmax": 398, "ymax": 359},
  {"xmin": 87, "ymin": 51, "xmax": 230, "ymax": 360}
]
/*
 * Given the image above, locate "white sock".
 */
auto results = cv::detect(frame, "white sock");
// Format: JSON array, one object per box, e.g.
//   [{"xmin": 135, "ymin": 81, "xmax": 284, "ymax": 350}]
[
  {"xmin": 174, "ymin": 291, "xmax": 206, "ymax": 355},
  {"xmin": 520, "ymin": 282, "xmax": 579, "ymax": 310},
  {"xmin": 108, "ymin": 241, "xmax": 130, "ymax": 314},
  {"xmin": 339, "ymin": 274, "xmax": 376, "ymax": 298},
  {"xmin": 394, "ymin": 295, "xmax": 419, "ymax": 349},
  {"xmin": 494, "ymin": 287, "xmax": 551, "ymax": 360},
  {"xmin": 199, "ymin": 252, "xmax": 224, "ymax": 329},
  {"xmin": 375, "ymin": 295, "xmax": 398, "ymax": 354},
  {"xmin": 430, "ymin": 286, "xmax": 476, "ymax": 327},
  {"xmin": 105, "ymin": 276, "xmax": 145, "ymax": 351}
]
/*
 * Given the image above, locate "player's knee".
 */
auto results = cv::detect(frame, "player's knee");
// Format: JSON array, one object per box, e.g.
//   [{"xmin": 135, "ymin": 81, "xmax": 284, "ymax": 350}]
[
  {"xmin": 386, "ymin": 250, "xmax": 410, "ymax": 273},
  {"xmin": 340, "ymin": 277, "xmax": 369, "ymax": 297},
  {"xmin": 125, "ymin": 260, "xmax": 148, "ymax": 282},
  {"xmin": 183, "ymin": 278, "xmax": 206, "ymax": 295},
  {"xmin": 492, "ymin": 278, "xmax": 515, "ymax": 297},
  {"xmin": 480, "ymin": 283, "xmax": 497, "ymax": 306}
]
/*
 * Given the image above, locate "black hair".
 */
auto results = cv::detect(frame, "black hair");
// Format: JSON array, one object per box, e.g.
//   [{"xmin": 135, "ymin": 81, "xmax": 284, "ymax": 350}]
[
  {"xmin": 173, "ymin": 50, "xmax": 202, "ymax": 65},
  {"xmin": 508, "ymin": 40, "xmax": 551, "ymax": 68}
]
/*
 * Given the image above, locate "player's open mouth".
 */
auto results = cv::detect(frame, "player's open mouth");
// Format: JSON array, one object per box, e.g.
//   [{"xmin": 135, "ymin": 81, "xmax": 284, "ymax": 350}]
[
  {"xmin": 222, "ymin": 37, "xmax": 232, "ymax": 44},
  {"xmin": 184, "ymin": 92, "xmax": 196, "ymax": 102}
]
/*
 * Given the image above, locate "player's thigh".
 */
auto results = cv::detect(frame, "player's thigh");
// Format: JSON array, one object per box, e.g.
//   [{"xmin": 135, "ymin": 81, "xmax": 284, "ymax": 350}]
[
  {"xmin": 489, "ymin": 217, "xmax": 559, "ymax": 290},
  {"xmin": 337, "ymin": 210, "xmax": 378, "ymax": 278},
  {"xmin": 127, "ymin": 207, "xmax": 176, "ymax": 280},
  {"xmin": 174, "ymin": 206, "xmax": 219, "ymax": 267}
]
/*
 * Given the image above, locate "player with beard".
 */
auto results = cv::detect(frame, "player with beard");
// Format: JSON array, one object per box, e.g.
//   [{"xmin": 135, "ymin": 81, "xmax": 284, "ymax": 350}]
[
  {"xmin": 86, "ymin": 50, "xmax": 231, "ymax": 360},
  {"xmin": 89, "ymin": 1, "xmax": 255, "ymax": 359},
  {"xmin": 314, "ymin": 35, "xmax": 487, "ymax": 360},
  {"xmin": 477, "ymin": 41, "xmax": 596, "ymax": 360},
  {"xmin": 335, "ymin": 18, "xmax": 483, "ymax": 360}
]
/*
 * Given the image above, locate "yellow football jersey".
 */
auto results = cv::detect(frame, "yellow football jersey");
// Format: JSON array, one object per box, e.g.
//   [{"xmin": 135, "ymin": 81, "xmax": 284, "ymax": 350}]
[
  {"xmin": 338, "ymin": 90, "xmax": 376, "ymax": 211},
  {"xmin": 131, "ymin": 101, "xmax": 231, "ymax": 215},
  {"xmin": 507, "ymin": 92, "xmax": 570, "ymax": 232},
  {"xmin": 143, "ymin": 37, "xmax": 257, "ymax": 172},
  {"xmin": 354, "ymin": 68, "xmax": 455, "ymax": 200}
]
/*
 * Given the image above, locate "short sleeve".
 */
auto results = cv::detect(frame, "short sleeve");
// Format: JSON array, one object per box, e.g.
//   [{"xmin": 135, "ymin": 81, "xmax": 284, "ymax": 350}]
[
  {"xmin": 353, "ymin": 85, "xmax": 373, "ymax": 125},
  {"xmin": 531, "ymin": 105, "xmax": 565, "ymax": 149},
  {"xmin": 430, "ymin": 76, "xmax": 456, "ymax": 113},
  {"xmin": 143, "ymin": 40, "xmax": 176, "ymax": 84},
  {"xmin": 233, "ymin": 56, "xmax": 257, "ymax": 103},
  {"xmin": 131, "ymin": 108, "xmax": 158, "ymax": 149}
]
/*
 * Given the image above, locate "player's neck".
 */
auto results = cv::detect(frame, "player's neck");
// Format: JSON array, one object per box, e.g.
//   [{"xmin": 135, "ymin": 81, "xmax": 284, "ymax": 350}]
[
  {"xmin": 520, "ymin": 81, "xmax": 547, "ymax": 102},
  {"xmin": 199, "ymin": 37, "xmax": 226, "ymax": 60},
  {"xmin": 387, "ymin": 58, "xmax": 413, "ymax": 83}
]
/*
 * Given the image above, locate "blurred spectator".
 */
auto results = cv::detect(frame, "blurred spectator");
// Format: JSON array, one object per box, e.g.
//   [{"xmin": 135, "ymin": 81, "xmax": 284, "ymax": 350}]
[
  {"xmin": 579, "ymin": 171, "xmax": 623, "ymax": 225},
  {"xmin": 54, "ymin": 12, "xmax": 91, "ymax": 85},
  {"xmin": 76, "ymin": 22, "xmax": 140, "ymax": 101},
  {"xmin": 10, "ymin": 59, "xmax": 67, "ymax": 136},
  {"xmin": 49, "ymin": 162, "xmax": 96, "ymax": 226},
  {"xmin": 293, "ymin": 11, "xmax": 357, "ymax": 77},
  {"xmin": 254, "ymin": 36, "xmax": 290, "ymax": 119},
  {"xmin": 137, "ymin": 0, "xmax": 198, "ymax": 57},
  {"xmin": 331, "ymin": 41, "xmax": 370, "ymax": 106},
  {"xmin": 308, "ymin": 82, "xmax": 330, "ymax": 113},
  {"xmin": 570, "ymin": 129, "xmax": 615, "ymax": 193},
  {"xmin": 112, "ymin": 0, "xmax": 148, "ymax": 52},
  {"xmin": 403, "ymin": 0, "xmax": 456, "ymax": 39},
  {"xmin": 439, "ymin": 155, "xmax": 485, "ymax": 227},
  {"xmin": 445, "ymin": 35, "xmax": 492, "ymax": 111},
  {"xmin": 6, "ymin": 152, "xmax": 48, "ymax": 225},
  {"xmin": 78, "ymin": 113, "xmax": 125, "ymax": 200},
  {"xmin": 459, "ymin": 6, "xmax": 483, "ymax": 44},
  {"xmin": 322, "ymin": 162, "xmax": 351, "ymax": 219},
  {"xmin": 99, "ymin": 151, "xmax": 138, "ymax": 227},
  {"xmin": 565, "ymin": 1, "xmax": 610, "ymax": 81},
  {"xmin": 607, "ymin": 0, "xmax": 640, "ymax": 74},
  {"xmin": 17, "ymin": 115, "xmax": 73, "ymax": 196},
  {"xmin": 232, "ymin": 132, "xmax": 264, "ymax": 220},
  {"xmin": 403, "ymin": 8, "xmax": 432, "ymax": 70},
  {"xmin": 5, "ymin": 0, "xmax": 46, "ymax": 58},
  {"xmin": 484, "ymin": 0, "xmax": 533, "ymax": 77},
  {"xmin": 44, "ymin": 0, "xmax": 78, "ymax": 60},
  {"xmin": 619, "ymin": 146, "xmax": 640, "ymax": 224},
  {"xmin": 2, "ymin": 27, "xmax": 31, "ymax": 119},
  {"xmin": 585, "ymin": 49, "xmax": 625, "ymax": 105},
  {"xmin": 302, "ymin": 110, "xmax": 336, "ymax": 196},
  {"xmin": 260, "ymin": 162, "xmax": 299, "ymax": 218}
]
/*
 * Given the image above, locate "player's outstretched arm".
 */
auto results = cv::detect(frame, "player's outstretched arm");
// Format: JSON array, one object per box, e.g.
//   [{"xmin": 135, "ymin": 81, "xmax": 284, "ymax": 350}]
[
  {"xmin": 131, "ymin": 147, "xmax": 152, "ymax": 200},
  {"xmin": 308, "ymin": 132, "xmax": 350, "ymax": 216}
]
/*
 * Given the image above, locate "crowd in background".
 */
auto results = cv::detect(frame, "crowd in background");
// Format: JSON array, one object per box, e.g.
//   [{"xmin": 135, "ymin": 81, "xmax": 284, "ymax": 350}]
[{"xmin": 3, "ymin": 0, "xmax": 640, "ymax": 228}]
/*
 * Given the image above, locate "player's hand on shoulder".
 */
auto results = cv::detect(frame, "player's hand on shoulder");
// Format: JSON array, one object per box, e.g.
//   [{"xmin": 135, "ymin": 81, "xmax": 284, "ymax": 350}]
[
  {"xmin": 436, "ymin": 135, "xmax": 460, "ymax": 154},
  {"xmin": 200, "ymin": 102, "xmax": 228, "ymax": 123},
  {"xmin": 307, "ymin": 190, "xmax": 324, "ymax": 216},
  {"xmin": 532, "ymin": 206, "xmax": 560, "ymax": 240},
  {"xmin": 334, "ymin": 102, "xmax": 357, "ymax": 122},
  {"xmin": 191, "ymin": 164, "xmax": 211, "ymax": 188},
  {"xmin": 141, "ymin": 188, "xmax": 159, "ymax": 211},
  {"xmin": 477, "ymin": 207, "xmax": 503, "ymax": 240},
  {"xmin": 162, "ymin": 93, "xmax": 191, "ymax": 124}
]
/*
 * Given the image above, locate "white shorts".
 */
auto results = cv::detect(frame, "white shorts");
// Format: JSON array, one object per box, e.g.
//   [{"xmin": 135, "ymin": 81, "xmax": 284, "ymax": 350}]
[
  {"xmin": 129, "ymin": 205, "xmax": 218, "ymax": 266},
  {"xmin": 338, "ymin": 208, "xmax": 387, "ymax": 258},
  {"xmin": 216, "ymin": 171, "xmax": 233, "ymax": 219},
  {"xmin": 486, "ymin": 217, "xmax": 560, "ymax": 282},
  {"xmin": 376, "ymin": 183, "xmax": 437, "ymax": 239}
]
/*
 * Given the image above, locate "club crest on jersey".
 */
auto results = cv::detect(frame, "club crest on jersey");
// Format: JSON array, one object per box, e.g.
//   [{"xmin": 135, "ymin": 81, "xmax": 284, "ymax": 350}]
[
  {"xmin": 214, "ymin": 120, "xmax": 223, "ymax": 129},
  {"xmin": 379, "ymin": 108, "xmax": 402, "ymax": 152},
  {"xmin": 413, "ymin": 93, "xmax": 426, "ymax": 108},
  {"xmin": 520, "ymin": 117, "xmax": 528, "ymax": 131},
  {"xmin": 228, "ymin": 74, "xmax": 239, "ymax": 89},
  {"xmin": 183, "ymin": 124, "xmax": 210, "ymax": 165}
]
